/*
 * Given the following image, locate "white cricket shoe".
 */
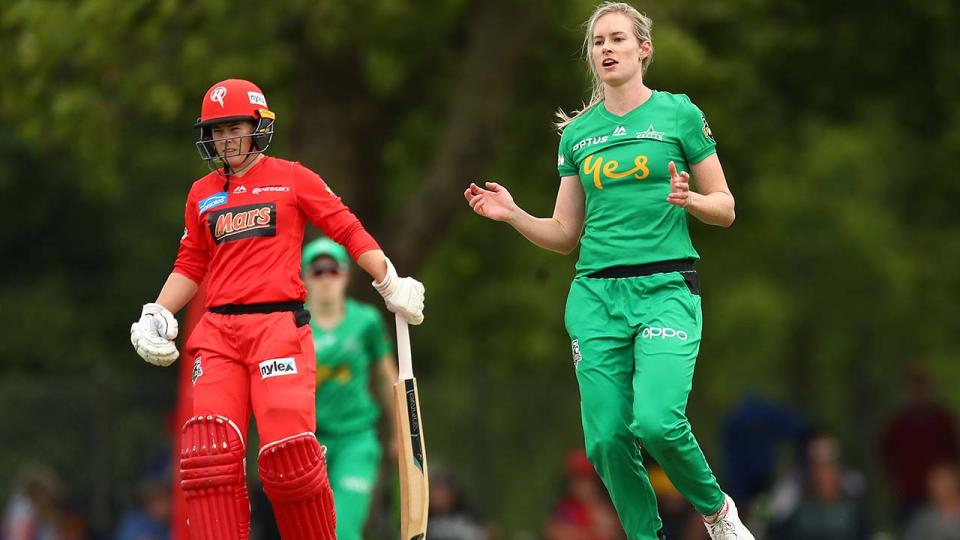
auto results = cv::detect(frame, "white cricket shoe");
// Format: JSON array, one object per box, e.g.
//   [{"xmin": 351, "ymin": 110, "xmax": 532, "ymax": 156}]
[{"xmin": 703, "ymin": 494, "xmax": 755, "ymax": 540}]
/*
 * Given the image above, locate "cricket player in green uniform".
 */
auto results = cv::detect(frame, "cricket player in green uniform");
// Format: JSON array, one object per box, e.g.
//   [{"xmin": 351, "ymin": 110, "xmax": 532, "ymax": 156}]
[
  {"xmin": 465, "ymin": 3, "xmax": 754, "ymax": 539},
  {"xmin": 302, "ymin": 237, "xmax": 398, "ymax": 540}
]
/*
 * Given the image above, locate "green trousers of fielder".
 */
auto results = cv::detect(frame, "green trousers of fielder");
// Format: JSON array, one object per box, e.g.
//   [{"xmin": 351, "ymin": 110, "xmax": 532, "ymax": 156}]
[
  {"xmin": 566, "ymin": 270, "xmax": 726, "ymax": 540},
  {"xmin": 320, "ymin": 429, "xmax": 382, "ymax": 540}
]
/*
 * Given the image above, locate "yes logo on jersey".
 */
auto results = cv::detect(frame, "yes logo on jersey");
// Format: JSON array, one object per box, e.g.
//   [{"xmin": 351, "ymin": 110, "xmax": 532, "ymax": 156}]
[
  {"xmin": 207, "ymin": 203, "xmax": 277, "ymax": 244},
  {"xmin": 583, "ymin": 153, "xmax": 650, "ymax": 190},
  {"xmin": 316, "ymin": 364, "xmax": 353, "ymax": 385}
]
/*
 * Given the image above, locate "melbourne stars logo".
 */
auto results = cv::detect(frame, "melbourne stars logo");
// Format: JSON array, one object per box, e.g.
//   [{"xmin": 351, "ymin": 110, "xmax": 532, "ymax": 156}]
[{"xmin": 636, "ymin": 124, "xmax": 664, "ymax": 141}]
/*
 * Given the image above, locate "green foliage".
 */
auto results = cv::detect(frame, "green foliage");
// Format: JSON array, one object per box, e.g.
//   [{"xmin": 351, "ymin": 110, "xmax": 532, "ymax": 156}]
[{"xmin": 1, "ymin": 0, "xmax": 958, "ymax": 535}]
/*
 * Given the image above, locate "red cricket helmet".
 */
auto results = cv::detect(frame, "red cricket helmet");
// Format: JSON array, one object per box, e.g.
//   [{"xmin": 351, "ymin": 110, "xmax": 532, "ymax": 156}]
[{"xmin": 194, "ymin": 79, "xmax": 276, "ymax": 172}]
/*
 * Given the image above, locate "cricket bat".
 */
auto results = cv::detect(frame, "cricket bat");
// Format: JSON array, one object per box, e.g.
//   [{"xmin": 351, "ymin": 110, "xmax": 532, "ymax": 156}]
[{"xmin": 394, "ymin": 314, "xmax": 428, "ymax": 539}]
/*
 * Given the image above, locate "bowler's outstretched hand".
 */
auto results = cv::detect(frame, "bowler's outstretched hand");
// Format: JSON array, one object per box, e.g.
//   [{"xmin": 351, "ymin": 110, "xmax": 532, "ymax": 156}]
[{"xmin": 465, "ymin": 182, "xmax": 517, "ymax": 222}]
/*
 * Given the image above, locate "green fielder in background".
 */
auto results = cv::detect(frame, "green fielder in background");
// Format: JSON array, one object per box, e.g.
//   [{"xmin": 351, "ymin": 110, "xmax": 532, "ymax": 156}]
[
  {"xmin": 465, "ymin": 3, "xmax": 753, "ymax": 540},
  {"xmin": 302, "ymin": 237, "xmax": 398, "ymax": 540}
]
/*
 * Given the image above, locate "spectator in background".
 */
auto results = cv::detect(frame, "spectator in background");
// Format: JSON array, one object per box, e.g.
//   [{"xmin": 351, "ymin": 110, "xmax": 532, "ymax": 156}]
[
  {"xmin": 879, "ymin": 367, "xmax": 959, "ymax": 526},
  {"xmin": 904, "ymin": 462, "xmax": 960, "ymax": 540},
  {"xmin": 427, "ymin": 467, "xmax": 489, "ymax": 540},
  {"xmin": 720, "ymin": 395, "xmax": 809, "ymax": 510},
  {"xmin": 114, "ymin": 476, "xmax": 170, "ymax": 540},
  {"xmin": 768, "ymin": 431, "xmax": 870, "ymax": 540},
  {"xmin": 2, "ymin": 463, "xmax": 65, "ymax": 540},
  {"xmin": 56, "ymin": 497, "xmax": 91, "ymax": 540},
  {"xmin": 544, "ymin": 450, "xmax": 623, "ymax": 540}
]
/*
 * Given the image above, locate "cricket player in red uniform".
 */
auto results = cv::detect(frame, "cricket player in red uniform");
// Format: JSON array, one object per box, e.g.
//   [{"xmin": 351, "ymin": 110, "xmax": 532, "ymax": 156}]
[{"xmin": 129, "ymin": 78, "xmax": 425, "ymax": 540}]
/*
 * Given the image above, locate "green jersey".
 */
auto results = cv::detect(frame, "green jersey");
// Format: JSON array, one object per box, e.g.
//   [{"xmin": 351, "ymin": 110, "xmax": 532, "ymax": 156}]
[
  {"xmin": 311, "ymin": 299, "xmax": 392, "ymax": 435},
  {"xmin": 557, "ymin": 91, "xmax": 717, "ymax": 276}
]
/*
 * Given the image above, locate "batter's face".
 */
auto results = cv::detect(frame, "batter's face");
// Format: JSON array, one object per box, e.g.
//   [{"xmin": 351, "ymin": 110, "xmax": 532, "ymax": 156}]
[
  {"xmin": 210, "ymin": 121, "xmax": 256, "ymax": 169},
  {"xmin": 304, "ymin": 256, "xmax": 349, "ymax": 304},
  {"xmin": 591, "ymin": 13, "xmax": 650, "ymax": 87}
]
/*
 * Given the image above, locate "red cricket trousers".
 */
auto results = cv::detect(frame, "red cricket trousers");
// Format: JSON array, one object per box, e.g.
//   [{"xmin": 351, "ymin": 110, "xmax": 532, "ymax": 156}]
[{"xmin": 185, "ymin": 309, "xmax": 317, "ymax": 445}]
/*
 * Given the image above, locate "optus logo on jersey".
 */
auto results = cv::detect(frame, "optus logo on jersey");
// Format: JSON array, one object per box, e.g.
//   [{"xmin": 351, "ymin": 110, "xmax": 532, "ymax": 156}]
[
  {"xmin": 259, "ymin": 357, "xmax": 298, "ymax": 379},
  {"xmin": 583, "ymin": 154, "xmax": 650, "ymax": 190},
  {"xmin": 573, "ymin": 135, "xmax": 608, "ymax": 151},
  {"xmin": 641, "ymin": 327, "xmax": 689, "ymax": 341}
]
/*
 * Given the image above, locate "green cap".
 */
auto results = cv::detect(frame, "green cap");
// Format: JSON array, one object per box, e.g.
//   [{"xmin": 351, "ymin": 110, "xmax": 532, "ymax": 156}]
[{"xmin": 302, "ymin": 237, "xmax": 349, "ymax": 270}]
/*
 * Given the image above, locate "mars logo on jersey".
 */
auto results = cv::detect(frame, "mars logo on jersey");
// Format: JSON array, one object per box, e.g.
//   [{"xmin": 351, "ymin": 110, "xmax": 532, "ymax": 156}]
[
  {"xmin": 207, "ymin": 202, "xmax": 277, "ymax": 244},
  {"xmin": 259, "ymin": 357, "xmax": 298, "ymax": 379}
]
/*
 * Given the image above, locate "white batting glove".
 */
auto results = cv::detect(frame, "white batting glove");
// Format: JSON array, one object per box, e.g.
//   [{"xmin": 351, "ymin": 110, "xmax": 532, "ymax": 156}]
[
  {"xmin": 373, "ymin": 258, "xmax": 425, "ymax": 325},
  {"xmin": 130, "ymin": 302, "xmax": 180, "ymax": 367}
]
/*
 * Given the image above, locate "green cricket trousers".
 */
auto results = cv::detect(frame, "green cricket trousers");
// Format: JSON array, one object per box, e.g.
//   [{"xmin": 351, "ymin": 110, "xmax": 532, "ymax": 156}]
[
  {"xmin": 565, "ymin": 262, "xmax": 725, "ymax": 540},
  {"xmin": 318, "ymin": 428, "xmax": 382, "ymax": 540}
]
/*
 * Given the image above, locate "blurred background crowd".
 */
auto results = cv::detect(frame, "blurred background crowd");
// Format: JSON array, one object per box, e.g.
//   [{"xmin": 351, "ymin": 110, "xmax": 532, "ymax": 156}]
[
  {"xmin": 5, "ymin": 369, "xmax": 960, "ymax": 539},
  {"xmin": 1, "ymin": 0, "xmax": 959, "ymax": 539}
]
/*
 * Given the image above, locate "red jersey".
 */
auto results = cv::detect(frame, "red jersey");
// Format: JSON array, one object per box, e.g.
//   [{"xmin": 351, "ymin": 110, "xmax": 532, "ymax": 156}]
[{"xmin": 173, "ymin": 156, "xmax": 379, "ymax": 307}]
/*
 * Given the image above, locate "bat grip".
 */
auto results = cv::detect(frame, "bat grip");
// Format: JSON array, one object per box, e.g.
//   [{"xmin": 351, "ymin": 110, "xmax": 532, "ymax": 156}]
[{"xmin": 395, "ymin": 314, "xmax": 414, "ymax": 380}]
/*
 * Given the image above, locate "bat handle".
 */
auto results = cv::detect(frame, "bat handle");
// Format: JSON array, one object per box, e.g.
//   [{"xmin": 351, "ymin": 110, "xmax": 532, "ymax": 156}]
[{"xmin": 395, "ymin": 314, "xmax": 414, "ymax": 380}]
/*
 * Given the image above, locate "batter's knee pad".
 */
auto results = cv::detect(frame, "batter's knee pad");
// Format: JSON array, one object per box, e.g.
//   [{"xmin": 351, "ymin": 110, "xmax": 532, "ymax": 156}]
[
  {"xmin": 180, "ymin": 415, "xmax": 250, "ymax": 540},
  {"xmin": 258, "ymin": 433, "xmax": 336, "ymax": 540}
]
